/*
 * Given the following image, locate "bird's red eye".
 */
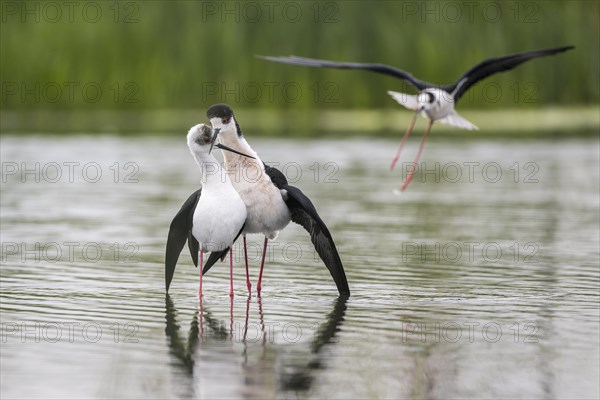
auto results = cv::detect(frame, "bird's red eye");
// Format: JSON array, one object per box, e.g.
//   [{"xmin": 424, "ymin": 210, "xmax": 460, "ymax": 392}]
[{"xmin": 222, "ymin": 118, "xmax": 229, "ymax": 124}]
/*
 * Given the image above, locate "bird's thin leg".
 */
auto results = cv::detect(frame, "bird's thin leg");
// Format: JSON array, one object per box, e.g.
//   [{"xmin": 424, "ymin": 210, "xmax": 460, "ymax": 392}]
[
  {"xmin": 390, "ymin": 111, "xmax": 419, "ymax": 171},
  {"xmin": 229, "ymin": 247, "xmax": 234, "ymax": 297},
  {"xmin": 199, "ymin": 251, "xmax": 203, "ymax": 297},
  {"xmin": 230, "ymin": 293, "xmax": 234, "ymax": 339},
  {"xmin": 400, "ymin": 119, "xmax": 433, "ymax": 192},
  {"xmin": 256, "ymin": 237, "xmax": 269, "ymax": 295},
  {"xmin": 243, "ymin": 235, "xmax": 251, "ymax": 293}
]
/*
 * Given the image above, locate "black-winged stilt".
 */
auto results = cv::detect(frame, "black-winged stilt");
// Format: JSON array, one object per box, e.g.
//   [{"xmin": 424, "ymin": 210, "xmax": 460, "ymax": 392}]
[
  {"xmin": 260, "ymin": 46, "xmax": 574, "ymax": 191},
  {"xmin": 204, "ymin": 104, "xmax": 350, "ymax": 295},
  {"xmin": 165, "ymin": 124, "xmax": 256, "ymax": 297}
]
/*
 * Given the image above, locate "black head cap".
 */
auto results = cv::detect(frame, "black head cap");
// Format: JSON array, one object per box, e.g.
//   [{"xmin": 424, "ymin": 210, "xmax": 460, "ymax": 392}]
[
  {"xmin": 206, "ymin": 104, "xmax": 234, "ymax": 120},
  {"xmin": 206, "ymin": 103, "xmax": 243, "ymax": 137}
]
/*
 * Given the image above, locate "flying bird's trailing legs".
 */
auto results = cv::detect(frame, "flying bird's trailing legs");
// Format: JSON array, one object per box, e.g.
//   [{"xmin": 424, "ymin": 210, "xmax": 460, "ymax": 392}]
[
  {"xmin": 398, "ymin": 119, "xmax": 434, "ymax": 193},
  {"xmin": 390, "ymin": 110, "xmax": 419, "ymax": 171},
  {"xmin": 261, "ymin": 46, "xmax": 574, "ymax": 192}
]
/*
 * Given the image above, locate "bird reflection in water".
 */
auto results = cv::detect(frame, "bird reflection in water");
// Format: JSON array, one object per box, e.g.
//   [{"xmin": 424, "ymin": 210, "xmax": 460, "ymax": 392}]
[{"xmin": 164, "ymin": 294, "xmax": 348, "ymax": 396}]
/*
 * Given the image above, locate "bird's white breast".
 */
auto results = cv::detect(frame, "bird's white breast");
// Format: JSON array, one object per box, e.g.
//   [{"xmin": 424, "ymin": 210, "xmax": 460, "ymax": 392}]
[
  {"xmin": 192, "ymin": 165, "xmax": 247, "ymax": 253},
  {"xmin": 226, "ymin": 155, "xmax": 290, "ymax": 239},
  {"xmin": 422, "ymin": 88, "xmax": 455, "ymax": 120}
]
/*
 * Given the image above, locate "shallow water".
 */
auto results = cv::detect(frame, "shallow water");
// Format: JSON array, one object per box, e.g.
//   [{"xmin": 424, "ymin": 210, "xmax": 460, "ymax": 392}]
[{"xmin": 1, "ymin": 134, "xmax": 599, "ymax": 399}]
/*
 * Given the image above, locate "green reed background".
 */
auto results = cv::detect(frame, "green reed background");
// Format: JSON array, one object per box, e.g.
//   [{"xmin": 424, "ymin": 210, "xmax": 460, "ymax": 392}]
[{"xmin": 1, "ymin": 1, "xmax": 598, "ymax": 134}]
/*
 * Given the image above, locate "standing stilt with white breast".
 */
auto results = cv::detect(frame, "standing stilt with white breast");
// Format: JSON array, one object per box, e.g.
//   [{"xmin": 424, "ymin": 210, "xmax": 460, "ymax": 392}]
[
  {"xmin": 202, "ymin": 104, "xmax": 350, "ymax": 295},
  {"xmin": 165, "ymin": 124, "xmax": 255, "ymax": 297}
]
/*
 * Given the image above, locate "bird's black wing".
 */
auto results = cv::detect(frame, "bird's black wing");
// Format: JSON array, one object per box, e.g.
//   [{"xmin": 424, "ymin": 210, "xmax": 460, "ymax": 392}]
[
  {"xmin": 283, "ymin": 184, "xmax": 350, "ymax": 295},
  {"xmin": 201, "ymin": 223, "xmax": 246, "ymax": 275},
  {"xmin": 202, "ymin": 249, "xmax": 223, "ymax": 276},
  {"xmin": 264, "ymin": 163, "xmax": 349, "ymax": 294},
  {"xmin": 188, "ymin": 231, "xmax": 199, "ymax": 267},
  {"xmin": 259, "ymin": 55, "xmax": 432, "ymax": 91},
  {"xmin": 447, "ymin": 46, "xmax": 574, "ymax": 102},
  {"xmin": 165, "ymin": 189, "xmax": 201, "ymax": 292},
  {"xmin": 264, "ymin": 162, "xmax": 288, "ymax": 187}
]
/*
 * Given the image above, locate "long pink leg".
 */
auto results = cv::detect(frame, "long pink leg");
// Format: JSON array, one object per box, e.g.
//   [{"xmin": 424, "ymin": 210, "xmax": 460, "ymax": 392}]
[
  {"xmin": 390, "ymin": 112, "xmax": 419, "ymax": 171},
  {"xmin": 229, "ymin": 293, "xmax": 234, "ymax": 339},
  {"xmin": 243, "ymin": 235, "xmax": 251, "ymax": 293},
  {"xmin": 256, "ymin": 237, "xmax": 268, "ymax": 295},
  {"xmin": 229, "ymin": 247, "xmax": 234, "ymax": 297},
  {"xmin": 400, "ymin": 119, "xmax": 434, "ymax": 192},
  {"xmin": 199, "ymin": 251, "xmax": 203, "ymax": 297}
]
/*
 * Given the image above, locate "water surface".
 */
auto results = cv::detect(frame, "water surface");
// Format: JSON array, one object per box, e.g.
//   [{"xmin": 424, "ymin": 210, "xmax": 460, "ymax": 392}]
[{"xmin": 1, "ymin": 134, "xmax": 598, "ymax": 399}]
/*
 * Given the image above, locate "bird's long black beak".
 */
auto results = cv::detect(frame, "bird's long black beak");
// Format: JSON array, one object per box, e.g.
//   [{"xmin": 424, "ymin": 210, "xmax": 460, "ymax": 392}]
[
  {"xmin": 208, "ymin": 128, "xmax": 221, "ymax": 154},
  {"xmin": 215, "ymin": 143, "xmax": 255, "ymax": 159}
]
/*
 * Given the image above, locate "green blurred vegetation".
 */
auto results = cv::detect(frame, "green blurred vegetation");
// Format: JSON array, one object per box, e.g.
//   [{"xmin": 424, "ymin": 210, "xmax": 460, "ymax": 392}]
[{"xmin": 0, "ymin": 0, "xmax": 598, "ymax": 133}]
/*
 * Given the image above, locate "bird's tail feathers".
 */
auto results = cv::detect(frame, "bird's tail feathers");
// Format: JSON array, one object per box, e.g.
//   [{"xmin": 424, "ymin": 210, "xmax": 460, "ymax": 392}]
[
  {"xmin": 202, "ymin": 250, "xmax": 227, "ymax": 275},
  {"xmin": 438, "ymin": 111, "xmax": 479, "ymax": 130},
  {"xmin": 387, "ymin": 91, "xmax": 420, "ymax": 110}
]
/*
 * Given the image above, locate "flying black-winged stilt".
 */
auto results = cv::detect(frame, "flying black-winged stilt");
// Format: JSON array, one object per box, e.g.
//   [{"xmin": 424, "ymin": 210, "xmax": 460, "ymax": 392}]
[
  {"xmin": 203, "ymin": 104, "xmax": 350, "ymax": 295},
  {"xmin": 260, "ymin": 45, "xmax": 574, "ymax": 191},
  {"xmin": 165, "ymin": 123, "xmax": 256, "ymax": 297}
]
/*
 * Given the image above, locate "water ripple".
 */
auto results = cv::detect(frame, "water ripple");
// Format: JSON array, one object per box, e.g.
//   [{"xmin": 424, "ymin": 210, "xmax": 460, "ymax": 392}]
[{"xmin": 1, "ymin": 136, "xmax": 598, "ymax": 399}]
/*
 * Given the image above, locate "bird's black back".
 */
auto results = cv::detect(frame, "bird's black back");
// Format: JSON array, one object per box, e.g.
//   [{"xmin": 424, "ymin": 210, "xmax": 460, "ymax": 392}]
[{"xmin": 264, "ymin": 163, "xmax": 288, "ymax": 188}]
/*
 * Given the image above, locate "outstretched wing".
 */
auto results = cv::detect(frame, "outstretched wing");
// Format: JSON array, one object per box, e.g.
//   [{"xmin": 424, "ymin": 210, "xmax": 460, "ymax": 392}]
[
  {"xmin": 165, "ymin": 189, "xmax": 201, "ymax": 292},
  {"xmin": 259, "ymin": 55, "xmax": 432, "ymax": 91},
  {"xmin": 447, "ymin": 46, "xmax": 574, "ymax": 101},
  {"xmin": 283, "ymin": 184, "xmax": 350, "ymax": 295}
]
